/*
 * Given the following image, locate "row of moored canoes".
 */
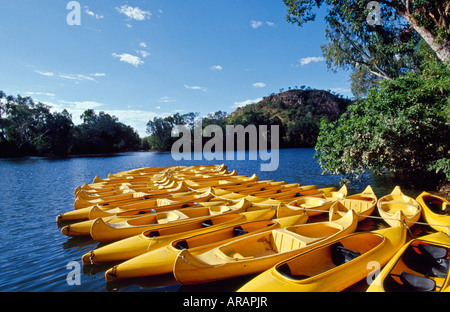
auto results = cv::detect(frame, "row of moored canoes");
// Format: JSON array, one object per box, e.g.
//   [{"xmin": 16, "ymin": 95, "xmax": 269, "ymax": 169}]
[{"xmin": 56, "ymin": 164, "xmax": 450, "ymax": 292}]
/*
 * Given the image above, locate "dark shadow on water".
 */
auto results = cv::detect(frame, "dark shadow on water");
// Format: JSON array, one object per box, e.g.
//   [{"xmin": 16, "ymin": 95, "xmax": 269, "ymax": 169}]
[
  {"xmin": 61, "ymin": 235, "xmax": 98, "ymax": 250},
  {"xmin": 105, "ymin": 273, "xmax": 181, "ymax": 292},
  {"xmin": 178, "ymin": 274, "xmax": 261, "ymax": 292}
]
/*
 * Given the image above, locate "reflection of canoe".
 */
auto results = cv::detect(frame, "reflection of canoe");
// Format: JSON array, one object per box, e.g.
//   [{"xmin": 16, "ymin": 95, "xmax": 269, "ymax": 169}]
[
  {"xmin": 416, "ymin": 192, "xmax": 450, "ymax": 235},
  {"xmin": 89, "ymin": 199, "xmax": 268, "ymax": 242},
  {"xmin": 377, "ymin": 186, "xmax": 422, "ymax": 227},
  {"xmin": 82, "ymin": 209, "xmax": 278, "ymax": 264},
  {"xmin": 367, "ymin": 231, "xmax": 450, "ymax": 292},
  {"xmin": 277, "ymin": 185, "xmax": 347, "ymax": 218},
  {"xmin": 329, "ymin": 185, "xmax": 377, "ymax": 222},
  {"xmin": 173, "ymin": 210, "xmax": 358, "ymax": 285},
  {"xmin": 238, "ymin": 225, "xmax": 406, "ymax": 292},
  {"xmin": 103, "ymin": 214, "xmax": 309, "ymax": 281}
]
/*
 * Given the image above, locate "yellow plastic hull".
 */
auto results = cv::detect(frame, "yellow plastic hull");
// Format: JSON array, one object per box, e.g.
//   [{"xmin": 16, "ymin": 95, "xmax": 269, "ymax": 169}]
[
  {"xmin": 238, "ymin": 225, "xmax": 406, "ymax": 292},
  {"xmin": 329, "ymin": 185, "xmax": 377, "ymax": 222},
  {"xmin": 82, "ymin": 208, "xmax": 277, "ymax": 264},
  {"xmin": 377, "ymin": 186, "xmax": 422, "ymax": 227},
  {"xmin": 173, "ymin": 210, "xmax": 358, "ymax": 285},
  {"xmin": 276, "ymin": 185, "xmax": 346, "ymax": 218},
  {"xmin": 416, "ymin": 192, "xmax": 450, "ymax": 235},
  {"xmin": 367, "ymin": 231, "xmax": 450, "ymax": 292},
  {"xmin": 103, "ymin": 214, "xmax": 308, "ymax": 281},
  {"xmin": 89, "ymin": 201, "xmax": 274, "ymax": 243}
]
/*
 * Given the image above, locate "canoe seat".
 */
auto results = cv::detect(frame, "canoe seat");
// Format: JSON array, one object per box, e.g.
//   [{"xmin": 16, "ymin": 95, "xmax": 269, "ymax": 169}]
[
  {"xmin": 174, "ymin": 240, "xmax": 189, "ymax": 250},
  {"xmin": 232, "ymin": 252, "xmax": 254, "ymax": 260},
  {"xmin": 399, "ymin": 272, "xmax": 436, "ymax": 292},
  {"xmin": 202, "ymin": 219, "xmax": 213, "ymax": 227},
  {"xmin": 331, "ymin": 242, "xmax": 361, "ymax": 266},
  {"xmin": 233, "ymin": 226, "xmax": 248, "ymax": 237},
  {"xmin": 277, "ymin": 263, "xmax": 310, "ymax": 280},
  {"xmin": 146, "ymin": 230, "xmax": 160, "ymax": 237},
  {"xmin": 403, "ymin": 244, "xmax": 449, "ymax": 278}
]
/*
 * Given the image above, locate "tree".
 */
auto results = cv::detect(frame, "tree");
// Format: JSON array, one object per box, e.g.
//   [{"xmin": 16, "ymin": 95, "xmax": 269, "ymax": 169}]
[
  {"xmin": 315, "ymin": 54, "xmax": 450, "ymax": 182},
  {"xmin": 72, "ymin": 110, "xmax": 140, "ymax": 154},
  {"xmin": 284, "ymin": 0, "xmax": 450, "ymax": 95},
  {"xmin": 146, "ymin": 112, "xmax": 200, "ymax": 151}
]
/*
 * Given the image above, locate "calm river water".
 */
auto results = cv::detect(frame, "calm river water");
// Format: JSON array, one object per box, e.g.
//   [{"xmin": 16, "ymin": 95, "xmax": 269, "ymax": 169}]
[{"xmin": 0, "ymin": 148, "xmax": 433, "ymax": 292}]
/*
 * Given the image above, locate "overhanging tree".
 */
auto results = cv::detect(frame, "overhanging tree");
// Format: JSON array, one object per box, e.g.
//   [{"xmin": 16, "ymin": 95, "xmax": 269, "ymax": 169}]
[{"xmin": 284, "ymin": 0, "xmax": 450, "ymax": 96}]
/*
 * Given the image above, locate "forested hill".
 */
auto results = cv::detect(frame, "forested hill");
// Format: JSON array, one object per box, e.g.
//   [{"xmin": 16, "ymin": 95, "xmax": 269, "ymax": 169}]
[{"xmin": 227, "ymin": 89, "xmax": 352, "ymax": 147}]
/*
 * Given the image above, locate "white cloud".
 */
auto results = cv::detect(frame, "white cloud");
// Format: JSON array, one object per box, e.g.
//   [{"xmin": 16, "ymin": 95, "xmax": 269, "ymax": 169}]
[
  {"xmin": 112, "ymin": 53, "xmax": 144, "ymax": 67},
  {"xmin": 184, "ymin": 84, "xmax": 207, "ymax": 92},
  {"xmin": 159, "ymin": 97, "xmax": 176, "ymax": 103},
  {"xmin": 137, "ymin": 50, "xmax": 150, "ymax": 58},
  {"xmin": 251, "ymin": 20, "xmax": 274, "ymax": 29},
  {"xmin": 106, "ymin": 109, "xmax": 161, "ymax": 136},
  {"xmin": 299, "ymin": 56, "xmax": 325, "ymax": 66},
  {"xmin": 139, "ymin": 42, "xmax": 147, "ymax": 48},
  {"xmin": 232, "ymin": 98, "xmax": 263, "ymax": 108},
  {"xmin": 116, "ymin": 5, "xmax": 151, "ymax": 21},
  {"xmin": 155, "ymin": 106, "xmax": 161, "ymax": 110},
  {"xmin": 251, "ymin": 20, "xmax": 263, "ymax": 29},
  {"xmin": 84, "ymin": 6, "xmax": 104, "ymax": 19},
  {"xmin": 91, "ymin": 73, "xmax": 106, "ymax": 77},
  {"xmin": 252, "ymin": 82, "xmax": 266, "ymax": 88},
  {"xmin": 35, "ymin": 71, "xmax": 54, "ymax": 77},
  {"xmin": 330, "ymin": 87, "xmax": 352, "ymax": 93},
  {"xmin": 59, "ymin": 74, "xmax": 97, "ymax": 82},
  {"xmin": 25, "ymin": 91, "xmax": 55, "ymax": 97},
  {"xmin": 59, "ymin": 100, "xmax": 104, "ymax": 110},
  {"xmin": 35, "ymin": 70, "xmax": 104, "ymax": 82},
  {"xmin": 210, "ymin": 65, "xmax": 223, "ymax": 71}
]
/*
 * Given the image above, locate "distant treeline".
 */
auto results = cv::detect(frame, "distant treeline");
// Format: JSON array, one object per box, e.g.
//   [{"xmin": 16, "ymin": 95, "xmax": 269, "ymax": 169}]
[
  {"xmin": 143, "ymin": 89, "xmax": 352, "ymax": 152},
  {"xmin": 0, "ymin": 91, "xmax": 141, "ymax": 157}
]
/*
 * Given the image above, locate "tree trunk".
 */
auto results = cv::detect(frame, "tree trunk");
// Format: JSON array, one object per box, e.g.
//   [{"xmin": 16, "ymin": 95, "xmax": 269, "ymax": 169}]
[
  {"xmin": 398, "ymin": 10, "xmax": 450, "ymax": 65},
  {"xmin": 413, "ymin": 24, "xmax": 450, "ymax": 65}
]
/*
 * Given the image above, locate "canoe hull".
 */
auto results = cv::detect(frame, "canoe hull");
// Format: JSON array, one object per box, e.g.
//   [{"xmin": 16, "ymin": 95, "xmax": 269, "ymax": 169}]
[
  {"xmin": 103, "ymin": 215, "xmax": 308, "ymax": 281},
  {"xmin": 238, "ymin": 225, "xmax": 406, "ymax": 292},
  {"xmin": 377, "ymin": 186, "xmax": 422, "ymax": 228},
  {"xmin": 173, "ymin": 211, "xmax": 358, "ymax": 285},
  {"xmin": 416, "ymin": 192, "xmax": 450, "ymax": 235},
  {"xmin": 367, "ymin": 231, "xmax": 450, "ymax": 292}
]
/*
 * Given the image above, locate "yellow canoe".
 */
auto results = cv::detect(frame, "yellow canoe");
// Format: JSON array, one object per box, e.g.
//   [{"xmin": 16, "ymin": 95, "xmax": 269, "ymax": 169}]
[
  {"xmin": 416, "ymin": 192, "xmax": 450, "ymax": 235},
  {"xmin": 89, "ymin": 201, "xmax": 276, "ymax": 243},
  {"xmin": 238, "ymin": 225, "xmax": 406, "ymax": 292},
  {"xmin": 103, "ymin": 214, "xmax": 309, "ymax": 281},
  {"xmin": 329, "ymin": 185, "xmax": 377, "ymax": 222},
  {"xmin": 60, "ymin": 189, "xmax": 217, "ymax": 236},
  {"xmin": 73, "ymin": 172, "xmax": 249, "ymax": 209},
  {"xmin": 59, "ymin": 174, "xmax": 264, "ymax": 222},
  {"xmin": 276, "ymin": 185, "xmax": 346, "ymax": 218},
  {"xmin": 367, "ymin": 231, "xmax": 450, "ymax": 292},
  {"xmin": 173, "ymin": 210, "xmax": 358, "ymax": 285},
  {"xmin": 377, "ymin": 186, "xmax": 422, "ymax": 228},
  {"xmin": 82, "ymin": 208, "xmax": 278, "ymax": 264}
]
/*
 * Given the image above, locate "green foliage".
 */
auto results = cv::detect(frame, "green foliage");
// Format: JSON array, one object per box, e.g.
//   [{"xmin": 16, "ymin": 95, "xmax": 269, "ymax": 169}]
[
  {"xmin": 145, "ymin": 112, "xmax": 200, "ymax": 152},
  {"xmin": 71, "ymin": 110, "xmax": 141, "ymax": 154},
  {"xmin": 315, "ymin": 58, "xmax": 450, "ymax": 181},
  {"xmin": 283, "ymin": 0, "xmax": 450, "ymax": 96},
  {"xmin": 0, "ymin": 92, "xmax": 141, "ymax": 157},
  {"xmin": 429, "ymin": 158, "xmax": 450, "ymax": 182},
  {"xmin": 226, "ymin": 89, "xmax": 351, "ymax": 147}
]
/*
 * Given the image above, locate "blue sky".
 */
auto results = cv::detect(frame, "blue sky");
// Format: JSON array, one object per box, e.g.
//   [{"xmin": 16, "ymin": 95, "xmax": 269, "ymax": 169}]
[{"xmin": 0, "ymin": 0, "xmax": 353, "ymax": 137}]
